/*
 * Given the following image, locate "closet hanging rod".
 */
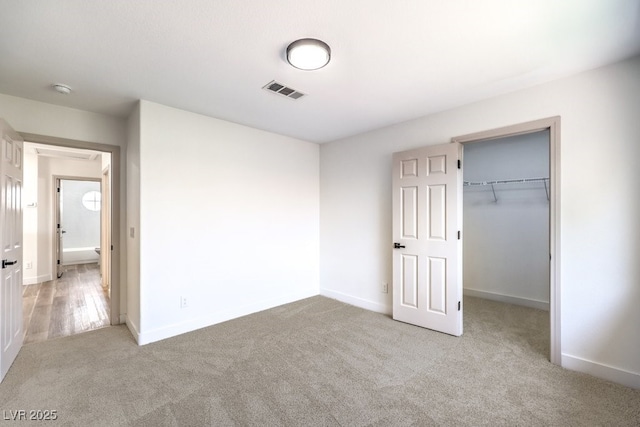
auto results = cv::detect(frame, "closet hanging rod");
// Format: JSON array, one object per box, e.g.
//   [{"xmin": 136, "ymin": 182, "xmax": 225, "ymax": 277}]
[{"xmin": 463, "ymin": 177, "xmax": 549, "ymax": 187}]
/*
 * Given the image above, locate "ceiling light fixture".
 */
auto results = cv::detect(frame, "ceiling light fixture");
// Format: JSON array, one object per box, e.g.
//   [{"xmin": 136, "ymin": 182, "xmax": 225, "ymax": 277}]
[
  {"xmin": 286, "ymin": 38, "xmax": 331, "ymax": 71},
  {"xmin": 52, "ymin": 83, "xmax": 72, "ymax": 94}
]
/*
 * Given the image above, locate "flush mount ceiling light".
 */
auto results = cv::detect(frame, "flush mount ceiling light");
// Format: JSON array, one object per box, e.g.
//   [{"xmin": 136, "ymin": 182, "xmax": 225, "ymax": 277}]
[
  {"xmin": 286, "ymin": 38, "xmax": 331, "ymax": 71},
  {"xmin": 52, "ymin": 83, "xmax": 72, "ymax": 94}
]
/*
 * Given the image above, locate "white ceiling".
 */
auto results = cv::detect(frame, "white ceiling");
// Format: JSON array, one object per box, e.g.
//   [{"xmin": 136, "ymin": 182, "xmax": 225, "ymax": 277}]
[
  {"xmin": 1, "ymin": 1, "xmax": 639, "ymax": 143},
  {"xmin": 26, "ymin": 142, "xmax": 102, "ymax": 161}
]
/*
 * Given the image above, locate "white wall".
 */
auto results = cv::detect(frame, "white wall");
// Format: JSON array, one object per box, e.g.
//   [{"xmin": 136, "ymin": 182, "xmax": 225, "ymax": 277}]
[
  {"xmin": 0, "ymin": 94, "xmax": 125, "ymax": 145},
  {"xmin": 0, "ymin": 94, "xmax": 128, "ymax": 318},
  {"xmin": 463, "ymin": 131, "xmax": 549, "ymax": 310},
  {"xmin": 101, "ymin": 152, "xmax": 111, "ymax": 171},
  {"xmin": 135, "ymin": 100, "xmax": 319, "ymax": 344},
  {"xmin": 22, "ymin": 148, "xmax": 40, "ymax": 284},
  {"xmin": 320, "ymin": 55, "xmax": 640, "ymax": 388}
]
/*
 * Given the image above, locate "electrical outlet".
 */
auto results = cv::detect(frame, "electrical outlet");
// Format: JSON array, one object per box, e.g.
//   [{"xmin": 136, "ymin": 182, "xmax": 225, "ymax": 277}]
[
  {"xmin": 26, "ymin": 262, "xmax": 33, "ymax": 269},
  {"xmin": 382, "ymin": 283, "xmax": 388, "ymax": 293},
  {"xmin": 180, "ymin": 296, "xmax": 188, "ymax": 309}
]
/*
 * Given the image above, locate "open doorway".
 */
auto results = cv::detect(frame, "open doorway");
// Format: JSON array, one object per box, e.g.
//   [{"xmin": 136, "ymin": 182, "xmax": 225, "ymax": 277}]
[
  {"xmin": 56, "ymin": 178, "xmax": 102, "ymax": 278},
  {"xmin": 453, "ymin": 116, "xmax": 561, "ymax": 364},
  {"xmin": 462, "ymin": 130, "xmax": 550, "ymax": 357},
  {"xmin": 21, "ymin": 143, "xmax": 113, "ymax": 343}
]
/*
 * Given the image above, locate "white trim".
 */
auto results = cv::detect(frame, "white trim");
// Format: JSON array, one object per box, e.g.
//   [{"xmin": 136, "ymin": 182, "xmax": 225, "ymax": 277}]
[
  {"xmin": 136, "ymin": 289, "xmax": 319, "ymax": 345},
  {"xmin": 562, "ymin": 353, "xmax": 640, "ymax": 390},
  {"xmin": 548, "ymin": 118, "xmax": 561, "ymax": 366},
  {"xmin": 464, "ymin": 288, "xmax": 549, "ymax": 311},
  {"xmin": 119, "ymin": 314, "xmax": 126, "ymax": 324},
  {"xmin": 61, "ymin": 260, "xmax": 98, "ymax": 266},
  {"xmin": 320, "ymin": 288, "xmax": 390, "ymax": 315},
  {"xmin": 125, "ymin": 316, "xmax": 140, "ymax": 343},
  {"xmin": 452, "ymin": 116, "xmax": 561, "ymax": 365},
  {"xmin": 22, "ymin": 274, "xmax": 53, "ymax": 285}
]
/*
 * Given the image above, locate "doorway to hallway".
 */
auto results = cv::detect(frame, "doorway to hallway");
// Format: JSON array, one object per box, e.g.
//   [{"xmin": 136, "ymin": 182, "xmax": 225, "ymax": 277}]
[{"xmin": 21, "ymin": 142, "xmax": 113, "ymax": 343}]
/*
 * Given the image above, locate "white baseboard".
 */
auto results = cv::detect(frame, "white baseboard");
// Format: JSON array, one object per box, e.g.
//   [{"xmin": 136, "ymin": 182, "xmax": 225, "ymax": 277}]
[
  {"xmin": 562, "ymin": 353, "xmax": 640, "ymax": 389},
  {"xmin": 62, "ymin": 260, "xmax": 98, "ymax": 266},
  {"xmin": 23, "ymin": 274, "xmax": 53, "ymax": 285},
  {"xmin": 136, "ymin": 288, "xmax": 320, "ymax": 346},
  {"xmin": 119, "ymin": 314, "xmax": 127, "ymax": 324},
  {"xmin": 464, "ymin": 288, "xmax": 549, "ymax": 311},
  {"xmin": 320, "ymin": 288, "xmax": 391, "ymax": 315}
]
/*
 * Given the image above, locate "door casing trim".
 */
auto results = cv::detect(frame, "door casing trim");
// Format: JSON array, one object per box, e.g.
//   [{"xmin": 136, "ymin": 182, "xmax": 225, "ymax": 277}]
[
  {"xmin": 452, "ymin": 116, "xmax": 561, "ymax": 365},
  {"xmin": 19, "ymin": 133, "xmax": 122, "ymax": 326}
]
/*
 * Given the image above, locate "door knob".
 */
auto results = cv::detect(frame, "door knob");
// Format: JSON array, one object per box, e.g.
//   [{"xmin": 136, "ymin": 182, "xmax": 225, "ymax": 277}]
[
  {"xmin": 2, "ymin": 259, "xmax": 17, "ymax": 269},
  {"xmin": 394, "ymin": 243, "xmax": 406, "ymax": 249}
]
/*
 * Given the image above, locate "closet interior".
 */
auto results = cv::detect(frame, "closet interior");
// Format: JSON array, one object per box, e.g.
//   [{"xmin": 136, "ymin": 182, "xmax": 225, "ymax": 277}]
[{"xmin": 463, "ymin": 130, "xmax": 550, "ymax": 311}]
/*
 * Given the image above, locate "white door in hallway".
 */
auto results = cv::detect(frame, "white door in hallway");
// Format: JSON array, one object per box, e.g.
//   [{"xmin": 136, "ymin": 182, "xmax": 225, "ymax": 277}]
[
  {"xmin": 0, "ymin": 119, "xmax": 23, "ymax": 382},
  {"xmin": 392, "ymin": 143, "xmax": 463, "ymax": 336}
]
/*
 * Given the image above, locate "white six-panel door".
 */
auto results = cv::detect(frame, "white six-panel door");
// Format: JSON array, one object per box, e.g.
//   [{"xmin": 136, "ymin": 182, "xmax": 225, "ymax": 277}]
[
  {"xmin": 0, "ymin": 119, "xmax": 23, "ymax": 382},
  {"xmin": 392, "ymin": 143, "xmax": 463, "ymax": 336}
]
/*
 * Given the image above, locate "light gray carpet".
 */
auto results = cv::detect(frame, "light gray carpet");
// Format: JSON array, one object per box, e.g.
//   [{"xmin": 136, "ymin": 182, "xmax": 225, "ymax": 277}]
[{"xmin": 1, "ymin": 296, "xmax": 638, "ymax": 426}]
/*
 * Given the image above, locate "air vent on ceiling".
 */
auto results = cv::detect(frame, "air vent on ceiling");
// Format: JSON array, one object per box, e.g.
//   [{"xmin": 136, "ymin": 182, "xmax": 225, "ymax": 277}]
[{"xmin": 263, "ymin": 80, "xmax": 305, "ymax": 100}]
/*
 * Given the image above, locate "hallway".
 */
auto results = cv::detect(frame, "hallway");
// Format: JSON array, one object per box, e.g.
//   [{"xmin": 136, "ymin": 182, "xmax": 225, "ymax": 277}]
[{"xmin": 22, "ymin": 263, "xmax": 110, "ymax": 344}]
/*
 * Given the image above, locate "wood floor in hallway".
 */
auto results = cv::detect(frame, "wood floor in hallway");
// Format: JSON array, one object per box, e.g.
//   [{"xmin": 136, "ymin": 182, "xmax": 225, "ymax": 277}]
[{"xmin": 22, "ymin": 263, "xmax": 110, "ymax": 344}]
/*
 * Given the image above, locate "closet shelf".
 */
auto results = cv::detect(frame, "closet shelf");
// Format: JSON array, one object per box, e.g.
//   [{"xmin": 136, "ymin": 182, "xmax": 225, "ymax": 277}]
[
  {"xmin": 463, "ymin": 177, "xmax": 548, "ymax": 186},
  {"xmin": 463, "ymin": 177, "xmax": 549, "ymax": 202}
]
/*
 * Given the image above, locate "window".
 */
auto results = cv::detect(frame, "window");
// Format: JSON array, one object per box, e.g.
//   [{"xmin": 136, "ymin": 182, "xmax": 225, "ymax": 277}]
[{"xmin": 82, "ymin": 191, "xmax": 101, "ymax": 211}]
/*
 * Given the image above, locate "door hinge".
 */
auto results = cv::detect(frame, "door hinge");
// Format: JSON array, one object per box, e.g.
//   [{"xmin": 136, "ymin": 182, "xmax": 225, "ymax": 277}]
[
  {"xmin": 57, "ymin": 223, "xmax": 61, "ymax": 229},
  {"xmin": 57, "ymin": 260, "xmax": 60, "ymax": 265},
  {"xmin": 457, "ymin": 159, "xmax": 461, "ymax": 169},
  {"xmin": 111, "ymin": 245, "xmax": 113, "ymax": 250},
  {"xmin": 457, "ymin": 230, "xmax": 461, "ymax": 240},
  {"xmin": 57, "ymin": 187, "xmax": 60, "ymax": 193},
  {"xmin": 458, "ymin": 301, "xmax": 461, "ymax": 311}
]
